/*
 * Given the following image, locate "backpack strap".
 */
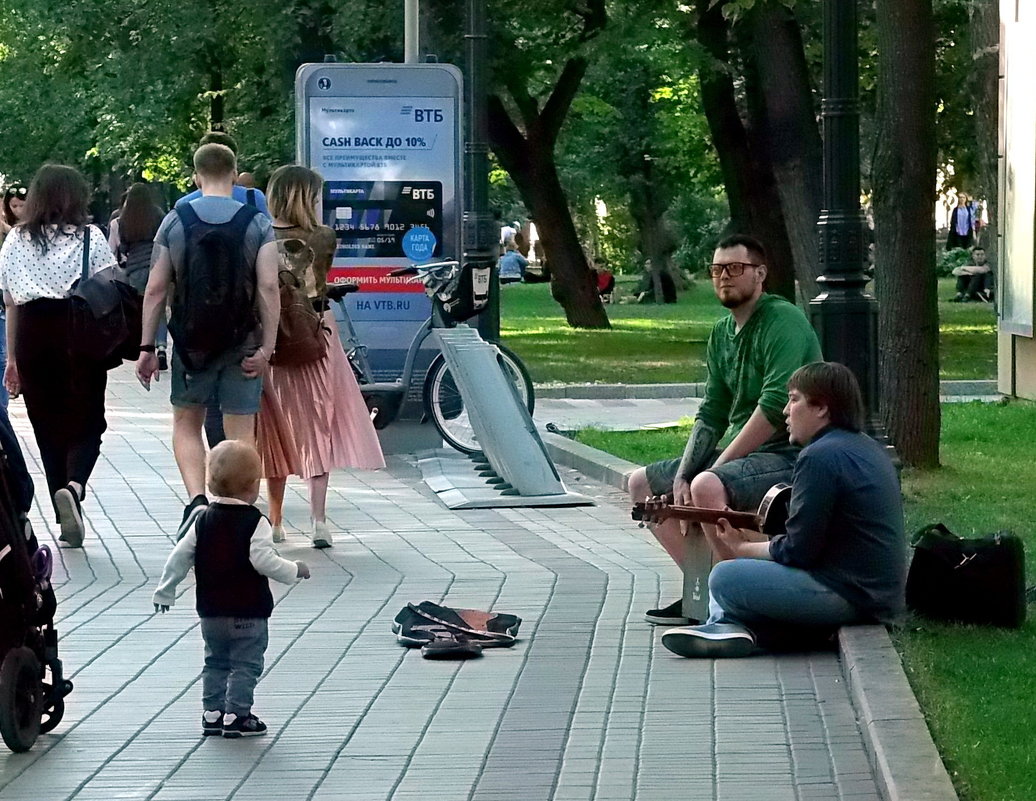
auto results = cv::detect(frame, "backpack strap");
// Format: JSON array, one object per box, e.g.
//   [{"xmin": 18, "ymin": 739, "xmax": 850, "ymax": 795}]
[
  {"xmin": 175, "ymin": 201, "xmax": 201, "ymax": 230},
  {"xmin": 81, "ymin": 225, "xmax": 91, "ymax": 283},
  {"xmin": 246, "ymin": 188, "xmax": 256, "ymax": 207}
]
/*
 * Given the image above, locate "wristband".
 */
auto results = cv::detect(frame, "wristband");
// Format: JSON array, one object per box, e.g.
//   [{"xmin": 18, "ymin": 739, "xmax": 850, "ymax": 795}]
[{"xmin": 139, "ymin": 344, "xmax": 157, "ymax": 353}]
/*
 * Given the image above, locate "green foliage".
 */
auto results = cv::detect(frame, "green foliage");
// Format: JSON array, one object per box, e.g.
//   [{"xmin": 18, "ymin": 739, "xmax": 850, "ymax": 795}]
[
  {"xmin": 669, "ymin": 191, "xmax": 729, "ymax": 275},
  {"xmin": 938, "ymin": 246, "xmax": 972, "ymax": 277}
]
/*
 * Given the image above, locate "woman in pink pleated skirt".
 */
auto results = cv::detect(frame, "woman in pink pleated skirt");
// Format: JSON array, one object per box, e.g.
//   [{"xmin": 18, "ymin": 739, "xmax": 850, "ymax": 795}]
[{"xmin": 257, "ymin": 165, "xmax": 384, "ymax": 548}]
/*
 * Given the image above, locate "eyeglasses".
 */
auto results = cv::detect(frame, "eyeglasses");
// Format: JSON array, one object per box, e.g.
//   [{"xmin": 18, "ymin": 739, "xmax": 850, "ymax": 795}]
[{"xmin": 708, "ymin": 261, "xmax": 763, "ymax": 278}]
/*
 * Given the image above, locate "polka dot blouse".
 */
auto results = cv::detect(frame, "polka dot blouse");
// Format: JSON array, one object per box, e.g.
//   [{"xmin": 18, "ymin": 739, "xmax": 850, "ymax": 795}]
[{"xmin": 0, "ymin": 224, "xmax": 118, "ymax": 305}]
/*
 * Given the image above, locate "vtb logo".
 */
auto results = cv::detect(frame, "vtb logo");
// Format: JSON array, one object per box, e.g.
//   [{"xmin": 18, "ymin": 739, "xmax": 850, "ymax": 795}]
[{"xmin": 413, "ymin": 109, "xmax": 444, "ymax": 123}]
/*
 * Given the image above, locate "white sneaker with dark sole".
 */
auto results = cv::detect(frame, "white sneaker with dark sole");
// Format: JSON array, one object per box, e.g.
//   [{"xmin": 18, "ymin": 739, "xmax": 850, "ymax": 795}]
[
  {"xmin": 54, "ymin": 486, "xmax": 85, "ymax": 548},
  {"xmin": 311, "ymin": 520, "xmax": 332, "ymax": 549},
  {"xmin": 661, "ymin": 623, "xmax": 756, "ymax": 659},
  {"xmin": 272, "ymin": 524, "xmax": 285, "ymax": 543}
]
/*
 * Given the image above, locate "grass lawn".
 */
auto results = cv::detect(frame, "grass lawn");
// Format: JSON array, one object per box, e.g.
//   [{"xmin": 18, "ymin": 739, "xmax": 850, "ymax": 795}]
[
  {"xmin": 500, "ymin": 277, "xmax": 996, "ymax": 384},
  {"xmin": 575, "ymin": 401, "xmax": 1036, "ymax": 801}
]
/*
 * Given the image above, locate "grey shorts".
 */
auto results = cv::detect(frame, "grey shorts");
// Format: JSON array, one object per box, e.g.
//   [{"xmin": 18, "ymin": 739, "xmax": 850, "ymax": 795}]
[
  {"xmin": 644, "ymin": 449, "xmax": 798, "ymax": 512},
  {"xmin": 170, "ymin": 347, "xmax": 263, "ymax": 415}
]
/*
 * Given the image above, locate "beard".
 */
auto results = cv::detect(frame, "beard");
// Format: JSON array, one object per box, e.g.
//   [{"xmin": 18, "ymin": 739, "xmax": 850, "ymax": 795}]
[{"xmin": 718, "ymin": 288, "xmax": 751, "ymax": 309}]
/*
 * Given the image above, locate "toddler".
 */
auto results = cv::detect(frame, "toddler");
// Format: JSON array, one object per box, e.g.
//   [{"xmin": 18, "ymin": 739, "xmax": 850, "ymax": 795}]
[{"xmin": 153, "ymin": 439, "xmax": 310, "ymax": 737}]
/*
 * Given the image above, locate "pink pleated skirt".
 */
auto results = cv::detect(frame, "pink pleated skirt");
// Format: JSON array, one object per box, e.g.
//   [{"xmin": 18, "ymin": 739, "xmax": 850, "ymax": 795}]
[{"xmin": 257, "ymin": 312, "xmax": 385, "ymax": 479}]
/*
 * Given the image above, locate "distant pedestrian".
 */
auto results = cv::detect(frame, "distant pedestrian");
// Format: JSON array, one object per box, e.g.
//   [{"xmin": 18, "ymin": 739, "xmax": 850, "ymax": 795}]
[
  {"xmin": 110, "ymin": 183, "xmax": 168, "ymax": 368},
  {"xmin": 497, "ymin": 240, "xmax": 528, "ymax": 284},
  {"xmin": 153, "ymin": 439, "xmax": 310, "ymax": 738},
  {"xmin": 0, "ymin": 165, "xmax": 119, "ymax": 547},
  {"xmin": 0, "ymin": 183, "xmax": 29, "ymax": 409},
  {"xmin": 136, "ymin": 142, "xmax": 280, "ymax": 541},
  {"xmin": 946, "ymin": 193, "xmax": 974, "ymax": 251},
  {"xmin": 177, "ymin": 132, "xmax": 271, "ymax": 217},
  {"xmin": 256, "ymin": 165, "xmax": 384, "ymax": 549}
]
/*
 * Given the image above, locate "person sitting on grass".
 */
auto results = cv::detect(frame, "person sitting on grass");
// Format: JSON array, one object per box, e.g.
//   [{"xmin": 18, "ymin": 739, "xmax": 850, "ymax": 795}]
[
  {"xmin": 153, "ymin": 440, "xmax": 310, "ymax": 737},
  {"xmin": 951, "ymin": 246, "xmax": 993, "ymax": 303},
  {"xmin": 661, "ymin": 362, "xmax": 906, "ymax": 659}
]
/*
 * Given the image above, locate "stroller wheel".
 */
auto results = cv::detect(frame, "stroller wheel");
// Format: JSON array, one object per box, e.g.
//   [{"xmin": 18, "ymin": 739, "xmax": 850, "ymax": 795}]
[
  {"xmin": 0, "ymin": 646, "xmax": 43, "ymax": 752},
  {"xmin": 38, "ymin": 689, "xmax": 65, "ymax": 734}
]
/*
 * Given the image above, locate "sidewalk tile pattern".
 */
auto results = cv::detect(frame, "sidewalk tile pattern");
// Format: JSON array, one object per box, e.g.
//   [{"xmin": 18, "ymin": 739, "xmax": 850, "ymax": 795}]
[{"xmin": 0, "ymin": 368, "xmax": 880, "ymax": 801}]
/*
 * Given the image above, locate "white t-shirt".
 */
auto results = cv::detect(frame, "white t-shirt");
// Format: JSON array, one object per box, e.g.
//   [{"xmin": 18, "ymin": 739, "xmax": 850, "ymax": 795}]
[{"xmin": 0, "ymin": 224, "xmax": 117, "ymax": 305}]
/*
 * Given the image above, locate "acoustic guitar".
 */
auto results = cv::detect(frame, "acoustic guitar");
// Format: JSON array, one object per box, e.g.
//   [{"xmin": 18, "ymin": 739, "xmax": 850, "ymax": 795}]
[
  {"xmin": 632, "ymin": 482, "xmax": 793, "ymax": 537},
  {"xmin": 632, "ymin": 483, "xmax": 793, "ymax": 622}
]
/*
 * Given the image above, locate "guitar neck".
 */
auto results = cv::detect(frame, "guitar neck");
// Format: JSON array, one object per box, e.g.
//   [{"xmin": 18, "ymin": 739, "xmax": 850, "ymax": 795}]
[{"xmin": 633, "ymin": 503, "xmax": 759, "ymax": 530}]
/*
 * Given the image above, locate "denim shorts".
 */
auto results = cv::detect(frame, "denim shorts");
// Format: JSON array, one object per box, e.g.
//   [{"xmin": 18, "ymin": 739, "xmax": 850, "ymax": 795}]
[
  {"xmin": 644, "ymin": 448, "xmax": 798, "ymax": 512},
  {"xmin": 170, "ymin": 347, "xmax": 263, "ymax": 415}
]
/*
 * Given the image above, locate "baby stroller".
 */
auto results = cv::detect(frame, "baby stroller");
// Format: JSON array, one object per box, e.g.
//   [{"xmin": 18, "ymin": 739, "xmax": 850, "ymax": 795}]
[{"xmin": 0, "ymin": 408, "xmax": 71, "ymax": 752}]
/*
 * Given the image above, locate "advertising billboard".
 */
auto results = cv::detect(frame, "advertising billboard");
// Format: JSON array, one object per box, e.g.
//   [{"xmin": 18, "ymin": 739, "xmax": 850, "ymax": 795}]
[{"xmin": 296, "ymin": 64, "xmax": 463, "ymax": 380}]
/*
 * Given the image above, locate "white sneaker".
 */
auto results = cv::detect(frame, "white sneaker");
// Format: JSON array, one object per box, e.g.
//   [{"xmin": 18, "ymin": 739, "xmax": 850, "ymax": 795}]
[
  {"xmin": 272, "ymin": 524, "xmax": 285, "ymax": 543},
  {"xmin": 311, "ymin": 520, "xmax": 332, "ymax": 549}
]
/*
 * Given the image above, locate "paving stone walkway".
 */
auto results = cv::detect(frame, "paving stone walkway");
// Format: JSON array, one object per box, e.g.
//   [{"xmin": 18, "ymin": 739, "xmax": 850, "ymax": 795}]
[{"xmin": 0, "ymin": 367, "xmax": 881, "ymax": 800}]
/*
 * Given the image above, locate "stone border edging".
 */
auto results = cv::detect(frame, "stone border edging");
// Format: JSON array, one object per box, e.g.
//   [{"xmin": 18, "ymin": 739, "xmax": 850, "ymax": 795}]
[
  {"xmin": 543, "ymin": 429, "xmax": 960, "ymax": 801},
  {"xmin": 839, "ymin": 626, "xmax": 959, "ymax": 801}
]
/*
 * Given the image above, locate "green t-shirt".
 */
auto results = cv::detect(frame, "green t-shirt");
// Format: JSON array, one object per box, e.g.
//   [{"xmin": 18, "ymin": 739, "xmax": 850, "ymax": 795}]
[{"xmin": 696, "ymin": 293, "xmax": 823, "ymax": 450}]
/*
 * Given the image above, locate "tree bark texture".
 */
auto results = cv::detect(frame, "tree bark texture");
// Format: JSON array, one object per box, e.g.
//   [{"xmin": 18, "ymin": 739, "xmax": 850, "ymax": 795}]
[
  {"xmin": 627, "ymin": 158, "xmax": 678, "ymax": 295},
  {"xmin": 747, "ymin": 1, "xmax": 824, "ymax": 304},
  {"xmin": 488, "ymin": 59, "xmax": 610, "ymax": 329},
  {"xmin": 873, "ymin": 0, "xmax": 940, "ymax": 467},
  {"xmin": 693, "ymin": 1, "xmax": 797, "ymax": 302}
]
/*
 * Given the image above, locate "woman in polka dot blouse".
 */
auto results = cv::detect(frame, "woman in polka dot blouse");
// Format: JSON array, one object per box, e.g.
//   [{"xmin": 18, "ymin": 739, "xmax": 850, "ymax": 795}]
[{"xmin": 0, "ymin": 165, "xmax": 119, "ymax": 548}]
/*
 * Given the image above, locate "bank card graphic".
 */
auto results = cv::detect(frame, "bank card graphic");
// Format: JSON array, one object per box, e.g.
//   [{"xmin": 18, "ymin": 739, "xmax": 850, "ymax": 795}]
[{"xmin": 325, "ymin": 180, "xmax": 442, "ymax": 260}]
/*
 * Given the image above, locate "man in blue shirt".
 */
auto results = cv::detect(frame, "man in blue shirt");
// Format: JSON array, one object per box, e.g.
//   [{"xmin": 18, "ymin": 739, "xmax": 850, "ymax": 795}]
[
  {"xmin": 661, "ymin": 361, "xmax": 906, "ymax": 658},
  {"xmin": 176, "ymin": 132, "xmax": 270, "ymax": 217}
]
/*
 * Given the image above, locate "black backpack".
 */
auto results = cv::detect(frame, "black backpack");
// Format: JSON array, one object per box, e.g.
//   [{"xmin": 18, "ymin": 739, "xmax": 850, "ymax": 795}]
[
  {"xmin": 118, "ymin": 240, "xmax": 155, "ymax": 294},
  {"xmin": 168, "ymin": 203, "xmax": 260, "ymax": 371}
]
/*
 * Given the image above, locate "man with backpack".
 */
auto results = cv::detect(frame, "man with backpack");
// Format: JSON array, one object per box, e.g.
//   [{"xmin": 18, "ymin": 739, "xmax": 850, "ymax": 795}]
[{"xmin": 136, "ymin": 143, "xmax": 279, "ymax": 535}]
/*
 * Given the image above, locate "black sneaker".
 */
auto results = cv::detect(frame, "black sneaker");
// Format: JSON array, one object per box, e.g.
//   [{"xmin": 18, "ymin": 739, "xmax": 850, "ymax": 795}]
[
  {"xmin": 661, "ymin": 623, "xmax": 756, "ymax": 659},
  {"xmin": 202, "ymin": 710, "xmax": 223, "ymax": 736},
  {"xmin": 222, "ymin": 712, "xmax": 267, "ymax": 738},
  {"xmin": 644, "ymin": 599, "xmax": 695, "ymax": 626},
  {"xmin": 54, "ymin": 485, "xmax": 85, "ymax": 548},
  {"xmin": 177, "ymin": 495, "xmax": 209, "ymax": 542},
  {"xmin": 157, "ymin": 347, "xmax": 168, "ymax": 371}
]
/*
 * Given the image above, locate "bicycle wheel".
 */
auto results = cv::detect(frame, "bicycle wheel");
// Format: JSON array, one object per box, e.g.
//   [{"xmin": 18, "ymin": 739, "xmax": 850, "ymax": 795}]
[{"xmin": 423, "ymin": 344, "xmax": 534, "ymax": 455}]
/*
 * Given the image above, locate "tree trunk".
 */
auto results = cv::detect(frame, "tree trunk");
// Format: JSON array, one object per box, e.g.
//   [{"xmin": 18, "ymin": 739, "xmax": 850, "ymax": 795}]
[
  {"xmin": 627, "ymin": 158, "xmax": 678, "ymax": 294},
  {"xmin": 970, "ymin": 0, "xmax": 999, "ymax": 263},
  {"xmin": 747, "ymin": 1, "xmax": 824, "ymax": 304},
  {"xmin": 488, "ymin": 60, "xmax": 610, "ymax": 329},
  {"xmin": 693, "ymin": 0, "xmax": 796, "ymax": 302},
  {"xmin": 873, "ymin": 0, "xmax": 940, "ymax": 467}
]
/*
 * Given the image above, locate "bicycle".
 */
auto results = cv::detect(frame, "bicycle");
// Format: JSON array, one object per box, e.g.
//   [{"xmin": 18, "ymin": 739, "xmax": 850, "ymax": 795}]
[{"xmin": 329, "ymin": 260, "xmax": 534, "ymax": 455}]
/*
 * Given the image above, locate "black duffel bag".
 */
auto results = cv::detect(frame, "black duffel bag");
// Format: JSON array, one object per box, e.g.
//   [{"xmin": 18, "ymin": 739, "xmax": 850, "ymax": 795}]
[
  {"xmin": 68, "ymin": 227, "xmax": 143, "ymax": 365},
  {"xmin": 906, "ymin": 523, "xmax": 1026, "ymax": 628}
]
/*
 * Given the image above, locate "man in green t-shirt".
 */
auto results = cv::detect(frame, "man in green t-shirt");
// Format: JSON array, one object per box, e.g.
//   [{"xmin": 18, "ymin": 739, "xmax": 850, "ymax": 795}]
[{"xmin": 629, "ymin": 234, "xmax": 822, "ymax": 626}]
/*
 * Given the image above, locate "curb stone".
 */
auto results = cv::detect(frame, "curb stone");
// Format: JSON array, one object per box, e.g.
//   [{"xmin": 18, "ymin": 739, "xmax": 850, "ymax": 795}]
[{"xmin": 544, "ymin": 430, "xmax": 960, "ymax": 801}]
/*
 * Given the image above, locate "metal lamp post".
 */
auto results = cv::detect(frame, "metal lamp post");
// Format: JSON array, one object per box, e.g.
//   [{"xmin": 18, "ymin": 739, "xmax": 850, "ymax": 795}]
[{"xmin": 809, "ymin": 0, "xmax": 884, "ymax": 437}]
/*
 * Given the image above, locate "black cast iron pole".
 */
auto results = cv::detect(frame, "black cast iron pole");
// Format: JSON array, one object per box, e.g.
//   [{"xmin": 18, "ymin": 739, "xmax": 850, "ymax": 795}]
[
  {"xmin": 464, "ymin": 0, "xmax": 500, "ymax": 341},
  {"xmin": 810, "ymin": 0, "xmax": 883, "ymax": 437}
]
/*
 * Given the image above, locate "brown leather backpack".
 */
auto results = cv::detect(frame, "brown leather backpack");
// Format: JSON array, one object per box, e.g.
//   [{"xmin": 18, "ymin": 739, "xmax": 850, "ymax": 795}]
[{"xmin": 270, "ymin": 238, "xmax": 327, "ymax": 367}]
